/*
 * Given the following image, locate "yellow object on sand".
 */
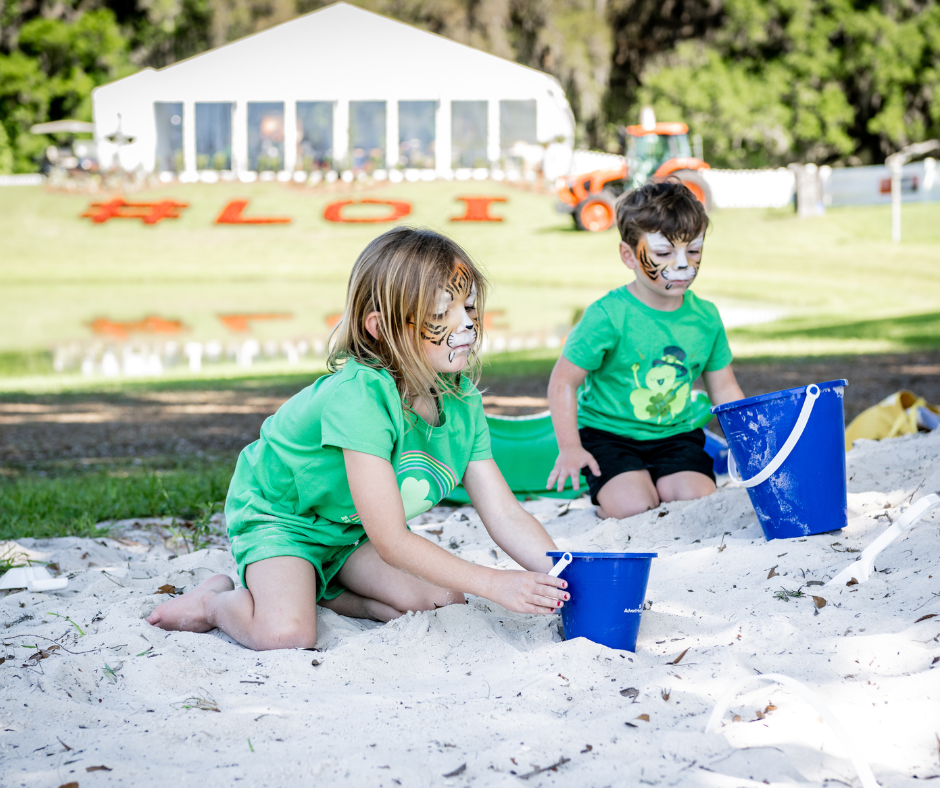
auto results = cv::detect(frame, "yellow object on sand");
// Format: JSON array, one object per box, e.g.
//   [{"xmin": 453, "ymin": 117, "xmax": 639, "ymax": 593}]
[{"xmin": 845, "ymin": 390, "xmax": 939, "ymax": 450}]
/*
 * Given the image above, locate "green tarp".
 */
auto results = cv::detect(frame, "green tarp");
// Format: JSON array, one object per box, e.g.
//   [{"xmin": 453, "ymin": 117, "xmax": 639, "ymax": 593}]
[{"xmin": 445, "ymin": 390, "xmax": 714, "ymax": 504}]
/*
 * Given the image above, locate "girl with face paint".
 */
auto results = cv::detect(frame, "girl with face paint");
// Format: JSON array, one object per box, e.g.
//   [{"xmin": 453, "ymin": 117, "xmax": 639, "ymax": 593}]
[
  {"xmin": 148, "ymin": 228, "xmax": 568, "ymax": 652},
  {"xmin": 418, "ymin": 263, "xmax": 481, "ymax": 372},
  {"xmin": 547, "ymin": 180, "xmax": 745, "ymax": 521}
]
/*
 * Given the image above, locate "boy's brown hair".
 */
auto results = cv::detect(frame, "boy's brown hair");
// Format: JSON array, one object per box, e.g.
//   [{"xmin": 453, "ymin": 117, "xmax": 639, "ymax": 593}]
[{"xmin": 615, "ymin": 180, "xmax": 709, "ymax": 250}]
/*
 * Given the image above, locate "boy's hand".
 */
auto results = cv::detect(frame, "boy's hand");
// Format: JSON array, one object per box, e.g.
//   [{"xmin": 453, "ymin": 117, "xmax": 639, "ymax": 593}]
[
  {"xmin": 487, "ymin": 570, "xmax": 569, "ymax": 615},
  {"xmin": 546, "ymin": 448, "xmax": 601, "ymax": 492}
]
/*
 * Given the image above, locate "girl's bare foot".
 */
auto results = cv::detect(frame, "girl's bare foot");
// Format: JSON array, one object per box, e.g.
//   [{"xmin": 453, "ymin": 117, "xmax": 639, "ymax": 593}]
[{"xmin": 146, "ymin": 574, "xmax": 235, "ymax": 632}]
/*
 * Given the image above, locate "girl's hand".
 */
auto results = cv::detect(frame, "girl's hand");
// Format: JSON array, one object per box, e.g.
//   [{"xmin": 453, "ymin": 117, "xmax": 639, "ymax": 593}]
[
  {"xmin": 488, "ymin": 570, "xmax": 570, "ymax": 615},
  {"xmin": 546, "ymin": 447, "xmax": 601, "ymax": 492}
]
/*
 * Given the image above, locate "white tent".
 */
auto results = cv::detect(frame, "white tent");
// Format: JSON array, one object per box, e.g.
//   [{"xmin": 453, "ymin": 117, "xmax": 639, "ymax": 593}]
[{"xmin": 92, "ymin": 2, "xmax": 575, "ymax": 179}]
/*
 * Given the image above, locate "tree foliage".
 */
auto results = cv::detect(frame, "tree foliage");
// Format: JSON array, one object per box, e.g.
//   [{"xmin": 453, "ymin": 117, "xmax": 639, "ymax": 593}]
[
  {"xmin": 637, "ymin": 0, "xmax": 940, "ymax": 167},
  {"xmin": 0, "ymin": 7, "xmax": 133, "ymax": 171}
]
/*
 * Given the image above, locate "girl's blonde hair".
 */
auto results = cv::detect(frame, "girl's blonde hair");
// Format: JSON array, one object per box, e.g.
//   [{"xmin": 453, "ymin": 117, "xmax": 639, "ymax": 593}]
[{"xmin": 327, "ymin": 227, "xmax": 487, "ymax": 410}]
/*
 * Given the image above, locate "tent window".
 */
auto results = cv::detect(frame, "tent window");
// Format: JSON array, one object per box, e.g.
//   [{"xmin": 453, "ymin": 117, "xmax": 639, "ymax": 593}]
[
  {"xmin": 500, "ymin": 100, "xmax": 537, "ymax": 166},
  {"xmin": 154, "ymin": 102, "xmax": 183, "ymax": 172},
  {"xmin": 297, "ymin": 101, "xmax": 333, "ymax": 171},
  {"xmin": 452, "ymin": 101, "xmax": 488, "ymax": 168},
  {"xmin": 195, "ymin": 102, "xmax": 232, "ymax": 170},
  {"xmin": 398, "ymin": 101, "xmax": 436, "ymax": 168},
  {"xmin": 248, "ymin": 102, "xmax": 284, "ymax": 172},
  {"xmin": 349, "ymin": 101, "xmax": 386, "ymax": 171}
]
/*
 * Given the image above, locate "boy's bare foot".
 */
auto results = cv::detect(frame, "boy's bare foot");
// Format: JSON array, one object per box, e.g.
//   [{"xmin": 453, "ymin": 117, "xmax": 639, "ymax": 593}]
[{"xmin": 146, "ymin": 574, "xmax": 234, "ymax": 632}]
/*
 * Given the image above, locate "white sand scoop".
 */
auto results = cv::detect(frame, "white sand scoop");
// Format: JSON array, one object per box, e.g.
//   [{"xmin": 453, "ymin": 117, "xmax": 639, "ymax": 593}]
[
  {"xmin": 548, "ymin": 552, "xmax": 572, "ymax": 577},
  {"xmin": 827, "ymin": 493, "xmax": 940, "ymax": 587},
  {"xmin": 0, "ymin": 565, "xmax": 68, "ymax": 592}
]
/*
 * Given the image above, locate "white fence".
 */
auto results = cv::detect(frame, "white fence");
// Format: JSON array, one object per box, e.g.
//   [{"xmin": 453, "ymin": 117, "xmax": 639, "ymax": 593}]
[
  {"xmin": 823, "ymin": 159, "xmax": 939, "ymax": 207},
  {"xmin": 701, "ymin": 168, "xmax": 794, "ymax": 209},
  {"xmin": 567, "ymin": 149, "xmax": 626, "ymax": 176},
  {"xmin": 0, "ymin": 174, "xmax": 44, "ymax": 186},
  {"xmin": 565, "ymin": 152, "xmax": 795, "ymax": 209}
]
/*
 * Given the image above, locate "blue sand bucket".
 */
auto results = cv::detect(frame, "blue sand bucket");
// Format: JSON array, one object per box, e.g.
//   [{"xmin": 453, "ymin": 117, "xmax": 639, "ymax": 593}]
[
  {"xmin": 703, "ymin": 428, "xmax": 729, "ymax": 475},
  {"xmin": 547, "ymin": 551, "xmax": 657, "ymax": 651},
  {"xmin": 710, "ymin": 380, "xmax": 848, "ymax": 540}
]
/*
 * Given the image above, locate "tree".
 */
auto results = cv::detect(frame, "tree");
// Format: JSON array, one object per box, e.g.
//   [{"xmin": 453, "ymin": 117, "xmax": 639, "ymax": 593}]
[
  {"xmin": 0, "ymin": 8, "xmax": 132, "ymax": 172},
  {"xmin": 634, "ymin": 0, "xmax": 940, "ymax": 167}
]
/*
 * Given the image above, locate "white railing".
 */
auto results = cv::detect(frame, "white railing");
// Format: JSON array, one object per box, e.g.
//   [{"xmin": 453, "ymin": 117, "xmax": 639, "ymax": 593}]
[
  {"xmin": 701, "ymin": 168, "xmax": 794, "ymax": 209},
  {"xmin": 0, "ymin": 173, "xmax": 44, "ymax": 186},
  {"xmin": 564, "ymin": 152, "xmax": 795, "ymax": 209},
  {"xmin": 567, "ymin": 150, "xmax": 626, "ymax": 176},
  {"xmin": 823, "ymin": 159, "xmax": 939, "ymax": 207}
]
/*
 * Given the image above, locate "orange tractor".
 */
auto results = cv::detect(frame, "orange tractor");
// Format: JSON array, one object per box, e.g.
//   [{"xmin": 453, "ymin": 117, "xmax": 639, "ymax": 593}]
[{"xmin": 557, "ymin": 116, "xmax": 712, "ymax": 232}]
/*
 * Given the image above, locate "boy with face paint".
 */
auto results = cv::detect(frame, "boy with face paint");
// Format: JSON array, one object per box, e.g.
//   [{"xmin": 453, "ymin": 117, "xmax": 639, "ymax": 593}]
[{"xmin": 547, "ymin": 180, "xmax": 745, "ymax": 519}]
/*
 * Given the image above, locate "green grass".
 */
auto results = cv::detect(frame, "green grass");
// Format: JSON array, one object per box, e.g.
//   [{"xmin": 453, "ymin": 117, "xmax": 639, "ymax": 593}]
[
  {"xmin": 2, "ymin": 182, "xmax": 939, "ymax": 540},
  {"xmin": 728, "ymin": 309, "xmax": 940, "ymax": 357},
  {"xmin": 1, "ymin": 180, "xmax": 939, "ymax": 373},
  {"xmin": 0, "ymin": 462, "xmax": 234, "ymax": 540}
]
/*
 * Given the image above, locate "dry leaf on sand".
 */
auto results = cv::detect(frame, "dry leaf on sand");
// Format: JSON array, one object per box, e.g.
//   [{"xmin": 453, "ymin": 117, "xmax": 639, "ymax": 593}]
[
  {"xmin": 154, "ymin": 584, "xmax": 182, "ymax": 595},
  {"xmin": 668, "ymin": 648, "xmax": 689, "ymax": 665}
]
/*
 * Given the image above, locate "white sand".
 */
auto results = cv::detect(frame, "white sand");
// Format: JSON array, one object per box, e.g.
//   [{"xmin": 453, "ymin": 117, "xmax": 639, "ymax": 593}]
[{"xmin": 2, "ymin": 430, "xmax": 939, "ymax": 787}]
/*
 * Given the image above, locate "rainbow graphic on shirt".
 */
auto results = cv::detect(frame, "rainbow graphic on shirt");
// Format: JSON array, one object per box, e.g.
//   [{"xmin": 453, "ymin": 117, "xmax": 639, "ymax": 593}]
[{"xmin": 397, "ymin": 450, "xmax": 459, "ymax": 502}]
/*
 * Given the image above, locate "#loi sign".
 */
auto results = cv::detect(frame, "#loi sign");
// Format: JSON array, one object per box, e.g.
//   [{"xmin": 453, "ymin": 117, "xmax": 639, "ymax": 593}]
[{"xmin": 80, "ymin": 197, "xmax": 508, "ymax": 226}]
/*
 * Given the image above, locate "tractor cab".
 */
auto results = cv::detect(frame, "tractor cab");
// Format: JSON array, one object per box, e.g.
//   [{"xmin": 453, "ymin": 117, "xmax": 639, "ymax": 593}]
[
  {"xmin": 624, "ymin": 122, "xmax": 693, "ymax": 187},
  {"xmin": 557, "ymin": 110, "xmax": 711, "ymax": 232}
]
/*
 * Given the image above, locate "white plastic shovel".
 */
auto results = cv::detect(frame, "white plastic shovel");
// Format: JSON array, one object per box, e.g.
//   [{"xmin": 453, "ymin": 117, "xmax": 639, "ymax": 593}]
[
  {"xmin": 827, "ymin": 493, "xmax": 940, "ymax": 587},
  {"xmin": 549, "ymin": 552, "xmax": 572, "ymax": 577},
  {"xmin": 0, "ymin": 565, "xmax": 68, "ymax": 592}
]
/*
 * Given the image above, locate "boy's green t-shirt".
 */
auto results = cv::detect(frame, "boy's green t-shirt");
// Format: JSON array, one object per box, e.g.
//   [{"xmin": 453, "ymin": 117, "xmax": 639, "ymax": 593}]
[
  {"xmin": 563, "ymin": 287, "xmax": 732, "ymax": 440},
  {"xmin": 225, "ymin": 359, "xmax": 492, "ymax": 548}
]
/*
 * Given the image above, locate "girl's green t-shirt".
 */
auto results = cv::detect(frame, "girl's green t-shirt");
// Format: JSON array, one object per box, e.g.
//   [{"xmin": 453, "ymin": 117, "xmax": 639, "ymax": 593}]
[
  {"xmin": 225, "ymin": 360, "xmax": 492, "ymax": 547},
  {"xmin": 563, "ymin": 287, "xmax": 732, "ymax": 440}
]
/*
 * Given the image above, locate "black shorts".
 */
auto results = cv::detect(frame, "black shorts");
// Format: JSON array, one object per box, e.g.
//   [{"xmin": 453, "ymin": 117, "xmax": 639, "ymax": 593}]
[{"xmin": 579, "ymin": 426, "xmax": 715, "ymax": 504}]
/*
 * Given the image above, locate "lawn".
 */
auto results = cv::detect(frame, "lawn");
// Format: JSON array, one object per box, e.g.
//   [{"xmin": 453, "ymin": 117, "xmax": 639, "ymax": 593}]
[
  {"xmin": 1, "ymin": 179, "xmax": 939, "ymax": 381},
  {"xmin": 2, "ymin": 180, "xmax": 939, "ymax": 538}
]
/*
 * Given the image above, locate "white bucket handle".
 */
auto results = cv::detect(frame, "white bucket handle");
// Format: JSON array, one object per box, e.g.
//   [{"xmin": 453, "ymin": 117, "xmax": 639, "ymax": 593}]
[{"xmin": 728, "ymin": 384, "xmax": 820, "ymax": 488}]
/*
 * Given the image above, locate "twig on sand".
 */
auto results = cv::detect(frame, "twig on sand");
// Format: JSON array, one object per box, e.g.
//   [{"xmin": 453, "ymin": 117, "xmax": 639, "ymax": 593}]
[
  {"xmin": 46, "ymin": 612, "xmax": 85, "ymax": 636},
  {"xmin": 2, "ymin": 633, "xmax": 96, "ymax": 655},
  {"xmin": 174, "ymin": 690, "xmax": 221, "ymax": 712},
  {"xmin": 518, "ymin": 757, "xmax": 570, "ymax": 779},
  {"xmin": 773, "ymin": 587, "xmax": 805, "ymax": 602}
]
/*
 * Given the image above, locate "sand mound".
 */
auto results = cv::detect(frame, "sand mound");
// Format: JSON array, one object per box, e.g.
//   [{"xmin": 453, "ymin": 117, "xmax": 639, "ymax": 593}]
[{"xmin": 2, "ymin": 431, "xmax": 939, "ymax": 787}]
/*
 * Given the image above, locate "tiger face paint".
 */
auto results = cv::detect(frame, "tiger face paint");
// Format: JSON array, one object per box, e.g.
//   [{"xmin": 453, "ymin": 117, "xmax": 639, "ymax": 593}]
[
  {"xmin": 622, "ymin": 231, "xmax": 704, "ymax": 308},
  {"xmin": 420, "ymin": 264, "xmax": 480, "ymax": 372}
]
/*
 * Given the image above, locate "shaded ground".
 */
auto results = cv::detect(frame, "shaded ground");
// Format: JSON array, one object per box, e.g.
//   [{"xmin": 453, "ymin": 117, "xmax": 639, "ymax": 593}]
[{"xmin": 1, "ymin": 351, "xmax": 939, "ymax": 473}]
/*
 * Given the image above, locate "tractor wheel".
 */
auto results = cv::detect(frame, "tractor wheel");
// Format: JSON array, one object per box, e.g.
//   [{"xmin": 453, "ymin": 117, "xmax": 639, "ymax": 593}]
[
  {"xmin": 672, "ymin": 169, "xmax": 713, "ymax": 212},
  {"xmin": 573, "ymin": 194, "xmax": 616, "ymax": 232}
]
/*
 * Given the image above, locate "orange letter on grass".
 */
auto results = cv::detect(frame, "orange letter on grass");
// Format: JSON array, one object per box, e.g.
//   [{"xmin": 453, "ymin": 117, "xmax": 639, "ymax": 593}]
[
  {"xmin": 216, "ymin": 200, "xmax": 291, "ymax": 224},
  {"xmin": 450, "ymin": 196, "xmax": 507, "ymax": 222},
  {"xmin": 323, "ymin": 199, "xmax": 412, "ymax": 223}
]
